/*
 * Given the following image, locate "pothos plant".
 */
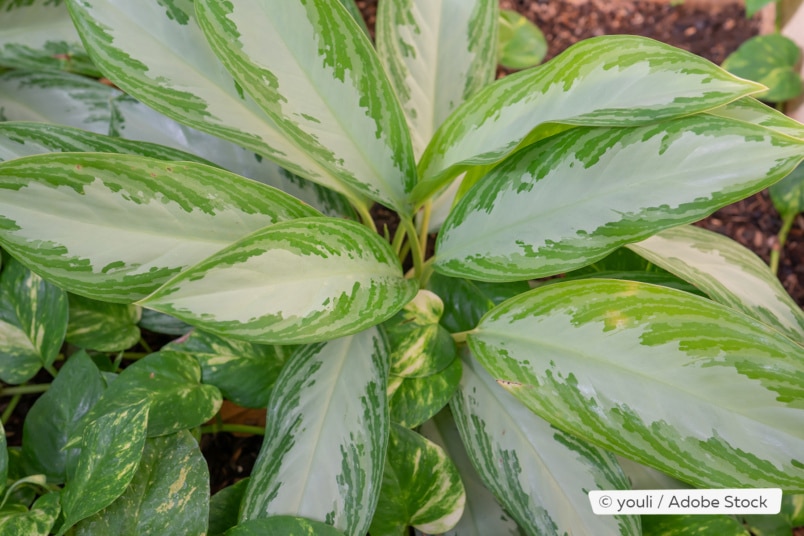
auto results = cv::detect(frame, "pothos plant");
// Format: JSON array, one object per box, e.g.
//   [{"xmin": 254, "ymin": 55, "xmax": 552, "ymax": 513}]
[{"xmin": 0, "ymin": 0, "xmax": 803, "ymax": 535}]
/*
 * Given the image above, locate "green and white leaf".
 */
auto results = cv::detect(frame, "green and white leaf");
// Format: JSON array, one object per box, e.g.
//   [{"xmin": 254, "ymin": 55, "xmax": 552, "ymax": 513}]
[
  {"xmin": 166, "ymin": 330, "xmax": 293, "ymax": 409},
  {"xmin": 0, "ymin": 0, "xmax": 97, "ymax": 75},
  {"xmin": 0, "ymin": 121, "xmax": 211, "ymax": 165},
  {"xmin": 0, "ymin": 491, "xmax": 61, "ymax": 536},
  {"xmin": 642, "ymin": 514, "xmax": 749, "ymax": 536},
  {"xmin": 370, "ymin": 424, "xmax": 465, "ymax": 536},
  {"xmin": 58, "ymin": 401, "xmax": 149, "ymax": 535},
  {"xmin": 68, "ymin": 351, "xmax": 222, "ymax": 441},
  {"xmin": 141, "ymin": 217, "xmax": 417, "ymax": 345},
  {"xmin": 415, "ymin": 34, "xmax": 765, "ymax": 200},
  {"xmin": 616, "ymin": 457, "xmax": 691, "ymax": 491},
  {"xmin": 22, "ymin": 351, "xmax": 105, "ymax": 483},
  {"xmin": 67, "ymin": 0, "xmax": 362, "ymax": 202},
  {"xmin": 722, "ymin": 34, "xmax": 802, "ymax": 103},
  {"xmin": 0, "ymin": 152, "xmax": 319, "ymax": 303},
  {"xmin": 108, "ymin": 96, "xmax": 356, "ymax": 219},
  {"xmin": 451, "ymin": 349, "xmax": 639, "ymax": 536},
  {"xmin": 384, "ymin": 290, "xmax": 456, "ymax": 377},
  {"xmin": 388, "ymin": 357, "xmax": 461, "ymax": 428},
  {"xmin": 74, "ymin": 431, "xmax": 209, "ymax": 536},
  {"xmin": 497, "ymin": 9, "xmax": 546, "ymax": 70},
  {"xmin": 708, "ymin": 97, "xmax": 804, "ymax": 139},
  {"xmin": 0, "ymin": 70, "xmax": 118, "ymax": 133},
  {"xmin": 240, "ymin": 328, "xmax": 389, "ymax": 536},
  {"xmin": 0, "ymin": 256, "xmax": 67, "ymax": 384},
  {"xmin": 227, "ymin": 517, "xmax": 345, "ymax": 536},
  {"xmin": 376, "ymin": 0, "xmax": 498, "ymax": 158},
  {"xmin": 66, "ymin": 294, "xmax": 141, "ymax": 352},
  {"xmin": 627, "ymin": 225, "xmax": 804, "ymax": 344},
  {"xmin": 468, "ymin": 279, "xmax": 804, "ymax": 491},
  {"xmin": 209, "ymin": 478, "xmax": 249, "ymax": 536},
  {"xmin": 419, "ymin": 410, "xmax": 525, "ymax": 536},
  {"xmin": 195, "ymin": 0, "xmax": 416, "ymax": 213},
  {"xmin": 434, "ymin": 116, "xmax": 804, "ymax": 281}
]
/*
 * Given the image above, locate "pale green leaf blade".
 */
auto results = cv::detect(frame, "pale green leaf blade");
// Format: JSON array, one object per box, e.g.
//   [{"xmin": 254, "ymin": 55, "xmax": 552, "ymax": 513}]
[
  {"xmin": 227, "ymin": 517, "xmax": 345, "ymax": 536},
  {"xmin": 0, "ymin": 152, "xmax": 319, "ymax": 302},
  {"xmin": 469, "ymin": 279, "xmax": 804, "ymax": 491},
  {"xmin": 384, "ymin": 290, "xmax": 456, "ymax": 377},
  {"xmin": 22, "ymin": 351, "xmax": 105, "ymax": 483},
  {"xmin": 708, "ymin": 97, "xmax": 804, "ymax": 139},
  {"xmin": 0, "ymin": 121, "xmax": 212, "ymax": 164},
  {"xmin": 451, "ymin": 349, "xmax": 639, "ymax": 536},
  {"xmin": 209, "ymin": 479, "xmax": 249, "ymax": 536},
  {"xmin": 0, "ymin": 70, "xmax": 118, "ymax": 133},
  {"xmin": 59, "ymin": 401, "xmax": 149, "ymax": 534},
  {"xmin": 66, "ymin": 0, "xmax": 360, "ymax": 201},
  {"xmin": 194, "ymin": 0, "xmax": 416, "ymax": 213},
  {"xmin": 0, "ymin": 256, "xmax": 67, "ymax": 384},
  {"xmin": 642, "ymin": 514, "xmax": 749, "ymax": 536},
  {"xmin": 0, "ymin": 492, "xmax": 61, "ymax": 536},
  {"xmin": 108, "ymin": 96, "xmax": 357, "ymax": 219},
  {"xmin": 415, "ymin": 34, "xmax": 765, "ymax": 200},
  {"xmin": 388, "ymin": 358, "xmax": 461, "ymax": 429},
  {"xmin": 376, "ymin": 0, "xmax": 498, "ymax": 158},
  {"xmin": 140, "ymin": 217, "xmax": 418, "ymax": 345},
  {"xmin": 434, "ymin": 115, "xmax": 804, "ymax": 282},
  {"xmin": 240, "ymin": 328, "xmax": 389, "ymax": 536},
  {"xmin": 66, "ymin": 294, "xmax": 141, "ymax": 352},
  {"xmin": 370, "ymin": 424, "xmax": 465, "ymax": 536},
  {"xmin": 74, "ymin": 431, "xmax": 209, "ymax": 536},
  {"xmin": 0, "ymin": 0, "xmax": 97, "ymax": 76},
  {"xmin": 165, "ymin": 330, "xmax": 293, "ymax": 409},
  {"xmin": 69, "ymin": 350, "xmax": 222, "ymax": 440},
  {"xmin": 497, "ymin": 9, "xmax": 546, "ymax": 70},
  {"xmin": 419, "ymin": 410, "xmax": 526, "ymax": 536},
  {"xmin": 627, "ymin": 225, "xmax": 804, "ymax": 344}
]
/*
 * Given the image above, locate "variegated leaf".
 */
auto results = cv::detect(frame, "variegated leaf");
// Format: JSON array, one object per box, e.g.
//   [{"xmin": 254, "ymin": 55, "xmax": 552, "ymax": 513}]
[
  {"xmin": 227, "ymin": 517, "xmax": 345, "ymax": 536},
  {"xmin": 67, "ymin": 350, "xmax": 222, "ymax": 442},
  {"xmin": 240, "ymin": 328, "xmax": 389, "ymax": 536},
  {"xmin": 0, "ymin": 0, "xmax": 97, "ymax": 75},
  {"xmin": 141, "ymin": 217, "xmax": 418, "ymax": 345},
  {"xmin": 0, "ymin": 152, "xmax": 319, "ymax": 302},
  {"xmin": 108, "ymin": 96, "xmax": 357, "ymax": 219},
  {"xmin": 0, "ymin": 121, "xmax": 210, "ymax": 164},
  {"xmin": 616, "ymin": 457, "xmax": 691, "ymax": 491},
  {"xmin": 451, "ymin": 349, "xmax": 639, "ymax": 536},
  {"xmin": 0, "ymin": 256, "xmax": 67, "ymax": 384},
  {"xmin": 708, "ymin": 97, "xmax": 804, "ymax": 139},
  {"xmin": 337, "ymin": 0, "xmax": 370, "ymax": 38},
  {"xmin": 384, "ymin": 290, "xmax": 456, "ymax": 377},
  {"xmin": 642, "ymin": 514, "xmax": 749, "ymax": 536},
  {"xmin": 376, "ymin": 0, "xmax": 497, "ymax": 159},
  {"xmin": 195, "ymin": 0, "xmax": 416, "ymax": 213},
  {"xmin": 22, "ymin": 351, "xmax": 105, "ymax": 483},
  {"xmin": 66, "ymin": 294, "xmax": 141, "ymax": 352},
  {"xmin": 209, "ymin": 478, "xmax": 249, "ymax": 536},
  {"xmin": 627, "ymin": 225, "xmax": 804, "ymax": 345},
  {"xmin": 414, "ymin": 35, "xmax": 765, "ymax": 201},
  {"xmin": 434, "ymin": 116, "xmax": 804, "ymax": 282},
  {"xmin": 419, "ymin": 410, "xmax": 525, "ymax": 536},
  {"xmin": 67, "ymin": 0, "xmax": 364, "ymax": 203},
  {"xmin": 74, "ymin": 431, "xmax": 209, "ymax": 536},
  {"xmin": 0, "ymin": 492, "xmax": 61, "ymax": 536},
  {"xmin": 370, "ymin": 424, "xmax": 465, "ymax": 536},
  {"xmin": 58, "ymin": 401, "xmax": 149, "ymax": 535},
  {"xmin": 468, "ymin": 279, "xmax": 804, "ymax": 491},
  {"xmin": 166, "ymin": 330, "xmax": 293, "ymax": 409},
  {"xmin": 388, "ymin": 358, "xmax": 461, "ymax": 429},
  {"xmin": 0, "ymin": 70, "xmax": 118, "ymax": 133}
]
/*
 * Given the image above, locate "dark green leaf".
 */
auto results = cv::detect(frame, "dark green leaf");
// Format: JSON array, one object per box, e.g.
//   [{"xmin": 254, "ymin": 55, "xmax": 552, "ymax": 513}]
[
  {"xmin": 66, "ymin": 294, "xmax": 141, "ymax": 352},
  {"xmin": 138, "ymin": 309, "xmax": 192, "ymax": 336},
  {"xmin": 209, "ymin": 478, "xmax": 249, "ymax": 536},
  {"xmin": 770, "ymin": 161, "xmax": 804, "ymax": 218},
  {"xmin": 722, "ymin": 34, "xmax": 803, "ymax": 103},
  {"xmin": 642, "ymin": 514, "xmax": 748, "ymax": 536}
]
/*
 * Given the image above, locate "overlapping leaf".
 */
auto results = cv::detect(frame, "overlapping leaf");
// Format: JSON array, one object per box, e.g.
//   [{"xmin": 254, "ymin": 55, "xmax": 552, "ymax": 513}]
[
  {"xmin": 209, "ymin": 478, "xmax": 249, "ymax": 536},
  {"xmin": 434, "ymin": 115, "xmax": 804, "ymax": 281},
  {"xmin": 451, "ymin": 349, "xmax": 639, "ymax": 536},
  {"xmin": 468, "ymin": 279, "xmax": 804, "ymax": 491},
  {"xmin": 74, "ymin": 431, "xmax": 209, "ymax": 536},
  {"xmin": 497, "ymin": 9, "xmax": 546, "ymax": 70},
  {"xmin": 642, "ymin": 514, "xmax": 749, "ymax": 536},
  {"xmin": 195, "ymin": 0, "xmax": 416, "ymax": 213},
  {"xmin": 0, "ymin": 492, "xmax": 61, "ymax": 536},
  {"xmin": 141, "ymin": 217, "xmax": 417, "ymax": 345},
  {"xmin": 627, "ymin": 225, "xmax": 804, "ymax": 344},
  {"xmin": 414, "ymin": 34, "xmax": 765, "ymax": 201},
  {"xmin": 388, "ymin": 358, "xmax": 461, "ymax": 428},
  {"xmin": 376, "ymin": 0, "xmax": 497, "ymax": 158},
  {"xmin": 723, "ymin": 34, "xmax": 802, "ymax": 103},
  {"xmin": 240, "ymin": 328, "xmax": 389, "ymax": 536},
  {"xmin": 66, "ymin": 294, "xmax": 141, "ymax": 352},
  {"xmin": 709, "ymin": 97, "xmax": 804, "ymax": 139},
  {"xmin": 228, "ymin": 517, "xmax": 345, "ymax": 536},
  {"xmin": 0, "ymin": 152, "xmax": 319, "ymax": 302}
]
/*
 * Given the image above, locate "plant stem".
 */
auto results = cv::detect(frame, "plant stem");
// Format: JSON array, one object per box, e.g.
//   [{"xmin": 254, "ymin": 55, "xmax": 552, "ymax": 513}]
[
  {"xmin": 199, "ymin": 423, "xmax": 266, "ymax": 436},
  {"xmin": 1, "ymin": 394, "xmax": 21, "ymax": 424},
  {"xmin": 770, "ymin": 212, "xmax": 796, "ymax": 274},
  {"xmin": 451, "ymin": 329, "xmax": 476, "ymax": 344},
  {"xmin": 401, "ymin": 217, "xmax": 424, "ymax": 281},
  {"xmin": 1, "ymin": 383, "xmax": 50, "ymax": 396},
  {"xmin": 354, "ymin": 201, "xmax": 377, "ymax": 234},
  {"xmin": 417, "ymin": 201, "xmax": 432, "ymax": 250},
  {"xmin": 44, "ymin": 364, "xmax": 59, "ymax": 378},
  {"xmin": 391, "ymin": 221, "xmax": 407, "ymax": 255}
]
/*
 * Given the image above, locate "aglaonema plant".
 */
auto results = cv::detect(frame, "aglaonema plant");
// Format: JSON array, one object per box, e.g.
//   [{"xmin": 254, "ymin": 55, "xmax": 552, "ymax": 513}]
[{"xmin": 0, "ymin": 0, "xmax": 803, "ymax": 535}]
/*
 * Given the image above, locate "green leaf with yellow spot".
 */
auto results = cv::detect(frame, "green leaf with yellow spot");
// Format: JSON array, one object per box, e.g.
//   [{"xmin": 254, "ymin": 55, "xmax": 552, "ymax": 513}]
[
  {"xmin": 388, "ymin": 358, "xmax": 461, "ymax": 428},
  {"xmin": 66, "ymin": 294, "xmax": 141, "ymax": 352},
  {"xmin": 0, "ymin": 492, "xmax": 61, "ymax": 536},
  {"xmin": 226, "ymin": 516, "xmax": 345, "ymax": 536}
]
